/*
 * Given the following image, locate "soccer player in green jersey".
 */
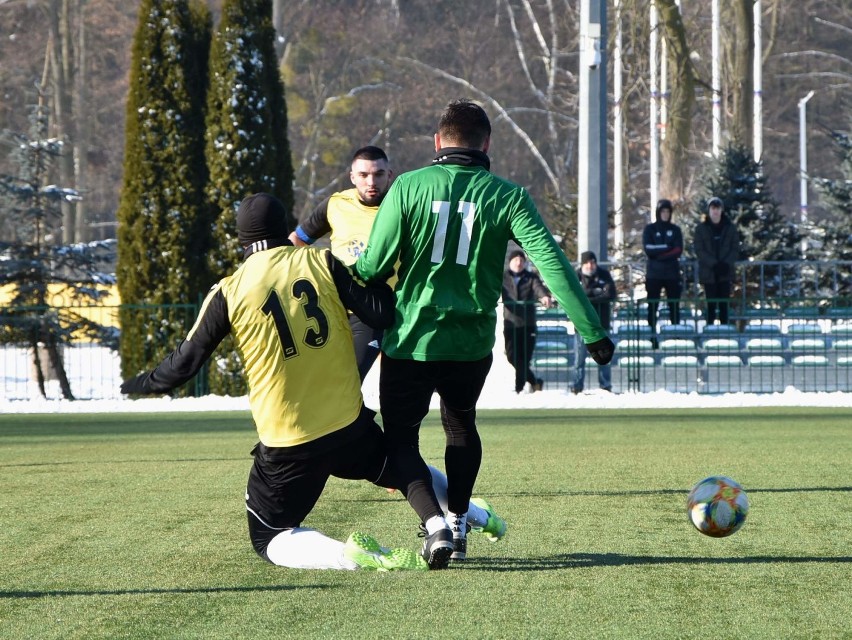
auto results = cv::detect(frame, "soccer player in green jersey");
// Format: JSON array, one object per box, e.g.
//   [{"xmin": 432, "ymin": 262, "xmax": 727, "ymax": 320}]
[
  {"xmin": 355, "ymin": 99, "xmax": 615, "ymax": 569},
  {"xmin": 120, "ymin": 193, "xmax": 501, "ymax": 572}
]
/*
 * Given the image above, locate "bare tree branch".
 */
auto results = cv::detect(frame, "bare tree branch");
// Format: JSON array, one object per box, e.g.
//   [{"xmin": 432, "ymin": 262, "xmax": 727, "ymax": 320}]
[{"xmin": 398, "ymin": 55, "xmax": 561, "ymax": 195}]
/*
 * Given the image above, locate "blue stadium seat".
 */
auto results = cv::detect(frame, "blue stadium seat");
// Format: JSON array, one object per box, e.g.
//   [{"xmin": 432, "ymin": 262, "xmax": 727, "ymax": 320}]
[
  {"xmin": 659, "ymin": 323, "xmax": 697, "ymax": 340},
  {"xmin": 702, "ymin": 338, "xmax": 741, "ymax": 354},
  {"xmin": 748, "ymin": 354, "xmax": 786, "ymax": 367},
  {"xmin": 613, "ymin": 324, "xmax": 654, "ymax": 340},
  {"xmin": 791, "ymin": 354, "xmax": 829, "ymax": 367},
  {"xmin": 701, "ymin": 324, "xmax": 739, "ymax": 340},
  {"xmin": 788, "ymin": 338, "xmax": 827, "ymax": 354},
  {"xmin": 658, "ymin": 338, "xmax": 697, "ymax": 355},
  {"xmin": 704, "ymin": 354, "xmax": 743, "ymax": 367}
]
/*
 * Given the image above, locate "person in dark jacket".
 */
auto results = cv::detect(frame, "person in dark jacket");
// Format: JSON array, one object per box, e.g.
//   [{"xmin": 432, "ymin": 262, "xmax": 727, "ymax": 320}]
[
  {"xmin": 572, "ymin": 251, "xmax": 616, "ymax": 394},
  {"xmin": 643, "ymin": 198, "xmax": 683, "ymax": 334},
  {"xmin": 693, "ymin": 197, "xmax": 740, "ymax": 325},
  {"xmin": 502, "ymin": 249, "xmax": 554, "ymax": 393}
]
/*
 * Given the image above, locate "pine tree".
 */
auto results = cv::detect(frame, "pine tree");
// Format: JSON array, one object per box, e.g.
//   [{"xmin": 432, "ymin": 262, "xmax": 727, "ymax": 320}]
[
  {"xmin": 698, "ymin": 143, "xmax": 801, "ymax": 263},
  {"xmin": 0, "ymin": 101, "xmax": 110, "ymax": 399},
  {"xmin": 116, "ymin": 0, "xmax": 212, "ymax": 392},
  {"xmin": 811, "ymin": 130, "xmax": 852, "ymax": 295},
  {"xmin": 204, "ymin": 0, "xmax": 294, "ymax": 395}
]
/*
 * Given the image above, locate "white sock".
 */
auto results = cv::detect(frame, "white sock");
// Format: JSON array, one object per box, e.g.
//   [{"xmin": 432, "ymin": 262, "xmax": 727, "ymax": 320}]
[
  {"xmin": 265, "ymin": 527, "xmax": 357, "ymax": 570},
  {"xmin": 427, "ymin": 464, "xmax": 488, "ymax": 529},
  {"xmin": 466, "ymin": 501, "xmax": 488, "ymax": 529},
  {"xmin": 424, "ymin": 515, "xmax": 448, "ymax": 535},
  {"xmin": 447, "ymin": 511, "xmax": 468, "ymax": 537}
]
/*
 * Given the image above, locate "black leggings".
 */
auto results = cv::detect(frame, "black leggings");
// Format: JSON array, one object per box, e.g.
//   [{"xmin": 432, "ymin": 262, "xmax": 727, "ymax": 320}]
[
  {"xmin": 646, "ymin": 278, "xmax": 682, "ymax": 328},
  {"xmin": 703, "ymin": 281, "xmax": 732, "ymax": 325},
  {"xmin": 379, "ymin": 354, "xmax": 492, "ymax": 519}
]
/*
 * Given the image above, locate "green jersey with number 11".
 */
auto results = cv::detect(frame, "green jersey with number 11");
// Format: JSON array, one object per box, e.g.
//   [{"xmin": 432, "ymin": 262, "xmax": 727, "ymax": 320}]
[{"xmin": 355, "ymin": 152, "xmax": 608, "ymax": 361}]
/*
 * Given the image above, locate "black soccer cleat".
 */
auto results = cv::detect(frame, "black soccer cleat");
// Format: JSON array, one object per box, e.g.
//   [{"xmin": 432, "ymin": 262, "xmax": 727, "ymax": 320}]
[
  {"xmin": 419, "ymin": 526, "xmax": 454, "ymax": 570},
  {"xmin": 451, "ymin": 535, "xmax": 467, "ymax": 562}
]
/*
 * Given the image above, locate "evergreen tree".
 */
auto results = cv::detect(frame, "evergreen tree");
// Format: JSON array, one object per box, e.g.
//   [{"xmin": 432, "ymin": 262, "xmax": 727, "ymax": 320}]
[
  {"xmin": 0, "ymin": 101, "xmax": 111, "ymax": 399},
  {"xmin": 811, "ymin": 130, "xmax": 852, "ymax": 295},
  {"xmin": 689, "ymin": 143, "xmax": 801, "ymax": 300},
  {"xmin": 697, "ymin": 143, "xmax": 801, "ymax": 263},
  {"xmin": 116, "ymin": 0, "xmax": 212, "ymax": 392},
  {"xmin": 204, "ymin": 0, "xmax": 294, "ymax": 395}
]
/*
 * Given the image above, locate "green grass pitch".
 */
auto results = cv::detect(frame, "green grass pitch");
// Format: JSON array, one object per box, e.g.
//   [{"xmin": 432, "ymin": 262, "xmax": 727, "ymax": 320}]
[{"xmin": 1, "ymin": 408, "xmax": 850, "ymax": 639}]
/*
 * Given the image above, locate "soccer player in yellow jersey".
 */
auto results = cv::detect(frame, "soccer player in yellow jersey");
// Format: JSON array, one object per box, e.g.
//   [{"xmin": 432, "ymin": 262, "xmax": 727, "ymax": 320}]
[
  {"xmin": 289, "ymin": 146, "xmax": 393, "ymax": 380},
  {"xmin": 121, "ymin": 193, "xmax": 502, "ymax": 571}
]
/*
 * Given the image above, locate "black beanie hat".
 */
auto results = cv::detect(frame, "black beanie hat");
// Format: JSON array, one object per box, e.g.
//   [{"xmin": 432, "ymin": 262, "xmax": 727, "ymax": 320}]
[
  {"xmin": 655, "ymin": 198, "xmax": 673, "ymax": 219},
  {"xmin": 236, "ymin": 193, "xmax": 289, "ymax": 246},
  {"xmin": 580, "ymin": 251, "xmax": 597, "ymax": 263}
]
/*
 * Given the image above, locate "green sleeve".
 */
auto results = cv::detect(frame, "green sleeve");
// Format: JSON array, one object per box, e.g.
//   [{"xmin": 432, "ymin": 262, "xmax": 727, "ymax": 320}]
[
  {"xmin": 508, "ymin": 191, "xmax": 608, "ymax": 344},
  {"xmin": 355, "ymin": 181, "xmax": 404, "ymax": 282}
]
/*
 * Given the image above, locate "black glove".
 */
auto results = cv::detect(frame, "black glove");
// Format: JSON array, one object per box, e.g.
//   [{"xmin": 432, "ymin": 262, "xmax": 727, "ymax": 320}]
[
  {"xmin": 713, "ymin": 262, "xmax": 730, "ymax": 278},
  {"xmin": 120, "ymin": 372, "xmax": 152, "ymax": 395},
  {"xmin": 587, "ymin": 337, "xmax": 615, "ymax": 366}
]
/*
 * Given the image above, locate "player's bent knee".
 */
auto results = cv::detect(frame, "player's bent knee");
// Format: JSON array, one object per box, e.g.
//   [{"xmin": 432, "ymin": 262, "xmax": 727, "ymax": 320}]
[{"xmin": 247, "ymin": 510, "xmax": 290, "ymax": 563}]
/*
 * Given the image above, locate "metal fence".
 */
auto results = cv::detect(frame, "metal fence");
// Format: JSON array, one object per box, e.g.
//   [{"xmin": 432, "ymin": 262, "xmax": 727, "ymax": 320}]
[
  {"xmin": 533, "ymin": 297, "xmax": 852, "ymax": 394},
  {"xmin": 0, "ymin": 304, "xmax": 202, "ymax": 401},
  {"xmin": 2, "ymin": 259, "xmax": 852, "ymax": 401}
]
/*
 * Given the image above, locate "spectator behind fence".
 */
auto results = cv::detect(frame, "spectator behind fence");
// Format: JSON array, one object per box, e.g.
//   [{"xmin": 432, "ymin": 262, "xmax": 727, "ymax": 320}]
[
  {"xmin": 502, "ymin": 249, "xmax": 554, "ymax": 394},
  {"xmin": 572, "ymin": 251, "xmax": 616, "ymax": 395},
  {"xmin": 693, "ymin": 197, "xmax": 739, "ymax": 325},
  {"xmin": 643, "ymin": 198, "xmax": 683, "ymax": 340}
]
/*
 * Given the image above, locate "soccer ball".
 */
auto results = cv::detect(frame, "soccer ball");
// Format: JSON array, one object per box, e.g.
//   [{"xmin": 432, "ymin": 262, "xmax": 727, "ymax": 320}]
[{"xmin": 687, "ymin": 475, "xmax": 749, "ymax": 537}]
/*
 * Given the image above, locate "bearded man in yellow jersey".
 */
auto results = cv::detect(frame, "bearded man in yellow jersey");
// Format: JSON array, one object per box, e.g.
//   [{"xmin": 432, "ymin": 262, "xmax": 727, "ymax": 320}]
[
  {"xmin": 289, "ymin": 146, "xmax": 393, "ymax": 380},
  {"xmin": 121, "ymin": 193, "xmax": 503, "ymax": 572}
]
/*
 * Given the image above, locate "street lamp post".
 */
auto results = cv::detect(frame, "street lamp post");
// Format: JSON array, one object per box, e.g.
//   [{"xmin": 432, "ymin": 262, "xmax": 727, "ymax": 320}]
[{"xmin": 798, "ymin": 90, "xmax": 815, "ymax": 255}]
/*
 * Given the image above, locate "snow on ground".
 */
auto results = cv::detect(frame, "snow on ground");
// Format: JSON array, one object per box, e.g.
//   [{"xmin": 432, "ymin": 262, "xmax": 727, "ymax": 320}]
[{"xmin": 2, "ymin": 338, "xmax": 850, "ymax": 414}]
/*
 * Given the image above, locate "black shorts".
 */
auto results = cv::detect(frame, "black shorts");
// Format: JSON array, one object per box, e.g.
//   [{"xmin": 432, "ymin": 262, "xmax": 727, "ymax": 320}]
[
  {"xmin": 245, "ymin": 409, "xmax": 390, "ymax": 558},
  {"xmin": 379, "ymin": 354, "xmax": 493, "ymax": 444}
]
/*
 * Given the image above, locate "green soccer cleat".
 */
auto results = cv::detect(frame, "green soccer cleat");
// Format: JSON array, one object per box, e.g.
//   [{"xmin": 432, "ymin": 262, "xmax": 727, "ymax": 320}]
[
  {"xmin": 343, "ymin": 532, "xmax": 428, "ymax": 571},
  {"xmin": 470, "ymin": 498, "xmax": 507, "ymax": 542}
]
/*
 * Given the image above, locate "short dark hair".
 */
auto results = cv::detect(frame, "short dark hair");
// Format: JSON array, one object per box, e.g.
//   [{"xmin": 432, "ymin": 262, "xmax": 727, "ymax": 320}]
[
  {"xmin": 438, "ymin": 99, "xmax": 491, "ymax": 148},
  {"xmin": 508, "ymin": 249, "xmax": 526, "ymax": 261},
  {"xmin": 351, "ymin": 145, "xmax": 388, "ymax": 163}
]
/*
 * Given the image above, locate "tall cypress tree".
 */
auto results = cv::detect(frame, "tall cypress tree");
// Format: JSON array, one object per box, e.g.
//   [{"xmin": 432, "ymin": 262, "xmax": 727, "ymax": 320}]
[
  {"xmin": 204, "ymin": 0, "xmax": 294, "ymax": 395},
  {"xmin": 116, "ymin": 0, "xmax": 212, "ymax": 389}
]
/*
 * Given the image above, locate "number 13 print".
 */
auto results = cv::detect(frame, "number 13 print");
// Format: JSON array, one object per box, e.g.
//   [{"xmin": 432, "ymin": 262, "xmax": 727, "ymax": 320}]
[
  {"xmin": 261, "ymin": 279, "xmax": 329, "ymax": 360},
  {"xmin": 430, "ymin": 200, "xmax": 476, "ymax": 265}
]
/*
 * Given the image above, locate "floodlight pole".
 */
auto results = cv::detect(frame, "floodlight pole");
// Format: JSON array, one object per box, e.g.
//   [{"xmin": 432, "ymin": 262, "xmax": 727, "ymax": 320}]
[
  {"xmin": 578, "ymin": 0, "xmax": 608, "ymax": 263},
  {"xmin": 799, "ymin": 90, "xmax": 815, "ymax": 255},
  {"xmin": 613, "ymin": 0, "xmax": 624, "ymax": 258},
  {"xmin": 711, "ymin": 0, "xmax": 721, "ymax": 157},
  {"xmin": 649, "ymin": 1, "xmax": 659, "ymax": 207},
  {"xmin": 753, "ymin": 0, "xmax": 763, "ymax": 162}
]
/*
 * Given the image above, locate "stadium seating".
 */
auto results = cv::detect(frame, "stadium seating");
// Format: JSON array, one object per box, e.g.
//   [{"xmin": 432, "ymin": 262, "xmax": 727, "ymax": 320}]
[
  {"xmin": 704, "ymin": 354, "xmax": 744, "ymax": 367},
  {"xmin": 658, "ymin": 323, "xmax": 698, "ymax": 340},
  {"xmin": 789, "ymin": 338, "xmax": 828, "ymax": 354},
  {"xmin": 747, "ymin": 354, "xmax": 786, "ymax": 367},
  {"xmin": 702, "ymin": 338, "xmax": 741, "ymax": 354}
]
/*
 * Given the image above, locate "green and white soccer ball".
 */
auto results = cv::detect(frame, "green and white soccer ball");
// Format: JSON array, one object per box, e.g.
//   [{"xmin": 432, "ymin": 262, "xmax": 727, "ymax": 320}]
[{"xmin": 687, "ymin": 475, "xmax": 749, "ymax": 537}]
